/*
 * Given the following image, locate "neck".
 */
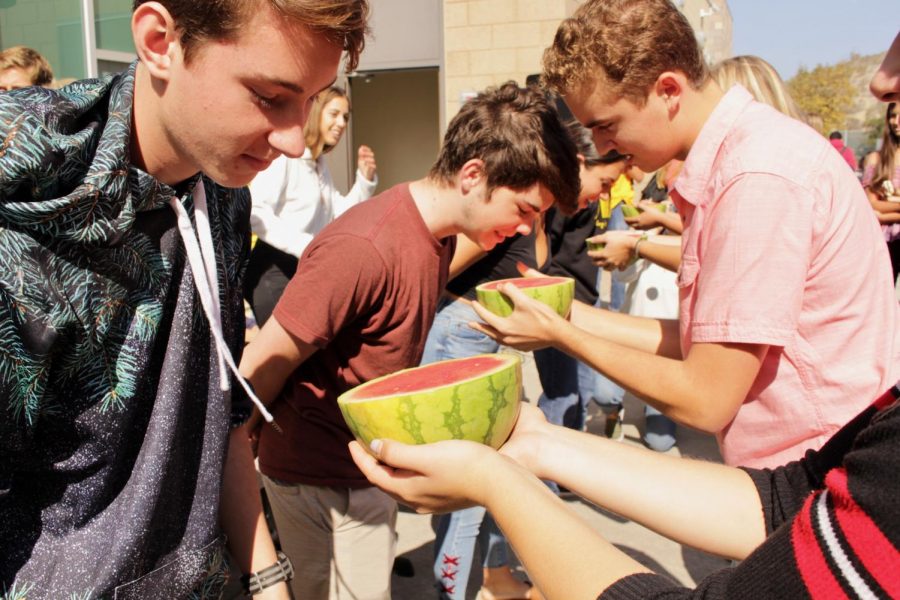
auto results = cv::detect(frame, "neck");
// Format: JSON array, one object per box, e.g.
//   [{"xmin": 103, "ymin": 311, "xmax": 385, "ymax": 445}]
[
  {"xmin": 131, "ymin": 62, "xmax": 198, "ymax": 185},
  {"xmin": 676, "ymin": 79, "xmax": 725, "ymax": 161},
  {"xmin": 408, "ymin": 177, "xmax": 463, "ymax": 240}
]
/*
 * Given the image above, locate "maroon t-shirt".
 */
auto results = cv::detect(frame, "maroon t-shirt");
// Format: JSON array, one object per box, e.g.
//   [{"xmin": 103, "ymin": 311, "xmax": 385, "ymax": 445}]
[{"xmin": 258, "ymin": 183, "xmax": 455, "ymax": 487}]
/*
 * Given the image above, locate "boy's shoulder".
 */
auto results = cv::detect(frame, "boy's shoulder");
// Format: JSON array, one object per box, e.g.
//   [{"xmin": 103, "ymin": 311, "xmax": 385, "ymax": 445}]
[
  {"xmin": 719, "ymin": 102, "xmax": 838, "ymax": 190},
  {"xmin": 317, "ymin": 182, "xmax": 414, "ymax": 239}
]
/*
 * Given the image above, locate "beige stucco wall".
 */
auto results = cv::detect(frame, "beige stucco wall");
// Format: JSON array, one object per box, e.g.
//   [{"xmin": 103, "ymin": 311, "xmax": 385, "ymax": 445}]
[
  {"xmin": 440, "ymin": 0, "xmax": 733, "ymax": 123},
  {"xmin": 679, "ymin": 0, "xmax": 733, "ymax": 66},
  {"xmin": 442, "ymin": 0, "xmax": 575, "ymax": 121}
]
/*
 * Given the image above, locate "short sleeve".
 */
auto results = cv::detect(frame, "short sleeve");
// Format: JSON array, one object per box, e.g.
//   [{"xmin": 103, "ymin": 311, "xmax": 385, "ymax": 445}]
[
  {"xmin": 690, "ymin": 174, "xmax": 814, "ymax": 346},
  {"xmin": 272, "ymin": 233, "xmax": 387, "ymax": 347}
]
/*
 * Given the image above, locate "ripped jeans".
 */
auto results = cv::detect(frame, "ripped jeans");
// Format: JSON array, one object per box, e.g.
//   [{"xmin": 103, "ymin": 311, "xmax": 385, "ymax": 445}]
[{"xmin": 421, "ymin": 297, "xmax": 511, "ymax": 599}]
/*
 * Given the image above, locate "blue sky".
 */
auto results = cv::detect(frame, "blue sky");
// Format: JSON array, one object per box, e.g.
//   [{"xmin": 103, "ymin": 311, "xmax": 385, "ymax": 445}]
[{"xmin": 729, "ymin": 1, "xmax": 898, "ymax": 80}]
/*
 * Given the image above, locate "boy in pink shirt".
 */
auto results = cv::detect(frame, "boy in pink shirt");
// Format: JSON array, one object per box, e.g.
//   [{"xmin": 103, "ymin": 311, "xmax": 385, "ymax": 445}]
[{"xmin": 470, "ymin": 0, "xmax": 900, "ymax": 468}]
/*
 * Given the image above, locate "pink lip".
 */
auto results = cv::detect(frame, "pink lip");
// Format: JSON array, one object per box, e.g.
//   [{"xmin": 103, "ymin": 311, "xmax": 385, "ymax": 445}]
[{"xmin": 242, "ymin": 154, "xmax": 272, "ymax": 171}]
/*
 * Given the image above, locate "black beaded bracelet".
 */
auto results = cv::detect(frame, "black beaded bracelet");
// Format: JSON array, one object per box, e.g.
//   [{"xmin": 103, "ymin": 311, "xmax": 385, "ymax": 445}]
[{"xmin": 241, "ymin": 551, "xmax": 294, "ymax": 596}]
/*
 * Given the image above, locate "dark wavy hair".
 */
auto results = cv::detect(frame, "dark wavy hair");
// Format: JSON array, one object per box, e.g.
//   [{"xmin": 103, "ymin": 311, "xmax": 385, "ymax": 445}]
[{"xmin": 429, "ymin": 82, "xmax": 580, "ymax": 215}]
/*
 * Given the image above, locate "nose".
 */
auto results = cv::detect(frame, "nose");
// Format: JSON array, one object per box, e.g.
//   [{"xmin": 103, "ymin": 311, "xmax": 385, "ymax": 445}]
[
  {"xmin": 268, "ymin": 104, "xmax": 310, "ymax": 159},
  {"xmin": 870, "ymin": 71, "xmax": 900, "ymax": 103},
  {"xmin": 591, "ymin": 132, "xmax": 615, "ymax": 155},
  {"xmin": 870, "ymin": 33, "xmax": 900, "ymax": 103},
  {"xmin": 515, "ymin": 216, "xmax": 534, "ymax": 236}
]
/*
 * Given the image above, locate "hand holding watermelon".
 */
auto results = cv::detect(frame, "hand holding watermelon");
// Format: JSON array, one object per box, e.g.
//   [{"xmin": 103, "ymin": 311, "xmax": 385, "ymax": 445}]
[
  {"xmin": 471, "ymin": 282, "xmax": 572, "ymax": 352},
  {"xmin": 587, "ymin": 231, "xmax": 643, "ymax": 271},
  {"xmin": 624, "ymin": 201, "xmax": 665, "ymax": 230},
  {"xmin": 348, "ymin": 436, "xmax": 509, "ymax": 513},
  {"xmin": 495, "ymin": 402, "xmax": 550, "ymax": 474},
  {"xmin": 348, "ymin": 402, "xmax": 553, "ymax": 514}
]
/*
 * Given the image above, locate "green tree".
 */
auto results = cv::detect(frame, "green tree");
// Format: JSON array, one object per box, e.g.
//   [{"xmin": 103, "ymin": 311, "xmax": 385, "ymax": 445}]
[{"xmin": 788, "ymin": 63, "xmax": 855, "ymax": 134}]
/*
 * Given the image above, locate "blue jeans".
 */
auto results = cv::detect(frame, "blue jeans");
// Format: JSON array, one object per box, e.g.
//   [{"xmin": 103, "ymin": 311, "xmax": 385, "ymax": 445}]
[
  {"xmin": 606, "ymin": 204, "xmax": 628, "ymax": 311},
  {"xmin": 533, "ymin": 347, "xmax": 625, "ymax": 494},
  {"xmin": 421, "ymin": 297, "xmax": 510, "ymax": 599}
]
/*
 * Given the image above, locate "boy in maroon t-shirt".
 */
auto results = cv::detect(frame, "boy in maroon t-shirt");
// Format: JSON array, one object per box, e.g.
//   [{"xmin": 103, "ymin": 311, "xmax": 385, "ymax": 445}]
[{"xmin": 238, "ymin": 82, "xmax": 579, "ymax": 600}]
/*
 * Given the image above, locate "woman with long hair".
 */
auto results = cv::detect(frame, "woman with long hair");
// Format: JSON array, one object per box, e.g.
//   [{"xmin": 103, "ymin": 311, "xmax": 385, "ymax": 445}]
[
  {"xmin": 862, "ymin": 102, "xmax": 900, "ymax": 282},
  {"xmin": 244, "ymin": 86, "xmax": 378, "ymax": 326},
  {"xmin": 710, "ymin": 55, "xmax": 806, "ymax": 122}
]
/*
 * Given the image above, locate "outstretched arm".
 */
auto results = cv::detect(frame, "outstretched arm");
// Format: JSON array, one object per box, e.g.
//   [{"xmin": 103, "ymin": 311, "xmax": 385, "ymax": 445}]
[
  {"xmin": 588, "ymin": 231, "xmax": 681, "ymax": 272},
  {"xmin": 349, "ymin": 405, "xmax": 767, "ymax": 599},
  {"xmin": 471, "ymin": 285, "xmax": 765, "ymax": 432}
]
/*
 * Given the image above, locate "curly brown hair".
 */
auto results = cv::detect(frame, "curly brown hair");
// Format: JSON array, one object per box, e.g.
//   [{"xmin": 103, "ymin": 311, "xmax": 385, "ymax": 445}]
[
  {"xmin": 429, "ymin": 82, "xmax": 580, "ymax": 215},
  {"xmin": 132, "ymin": 0, "xmax": 369, "ymax": 70},
  {"xmin": 542, "ymin": 0, "xmax": 708, "ymax": 105}
]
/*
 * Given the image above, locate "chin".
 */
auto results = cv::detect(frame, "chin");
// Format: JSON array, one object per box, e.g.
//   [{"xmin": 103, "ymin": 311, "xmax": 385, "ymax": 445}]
[
  {"xmin": 206, "ymin": 169, "xmax": 256, "ymax": 189},
  {"xmin": 480, "ymin": 238, "xmax": 498, "ymax": 251}
]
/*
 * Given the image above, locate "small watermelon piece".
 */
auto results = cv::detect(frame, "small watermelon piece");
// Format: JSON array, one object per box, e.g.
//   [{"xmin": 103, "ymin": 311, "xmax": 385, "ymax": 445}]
[
  {"xmin": 338, "ymin": 354, "xmax": 522, "ymax": 450},
  {"xmin": 621, "ymin": 204, "xmax": 640, "ymax": 218},
  {"xmin": 475, "ymin": 276, "xmax": 574, "ymax": 317}
]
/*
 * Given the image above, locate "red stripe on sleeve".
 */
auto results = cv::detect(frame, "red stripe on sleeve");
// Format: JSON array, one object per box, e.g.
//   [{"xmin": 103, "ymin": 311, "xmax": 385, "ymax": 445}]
[
  {"xmin": 826, "ymin": 468, "xmax": 900, "ymax": 597},
  {"xmin": 873, "ymin": 387, "xmax": 898, "ymax": 410},
  {"xmin": 791, "ymin": 493, "xmax": 849, "ymax": 600}
]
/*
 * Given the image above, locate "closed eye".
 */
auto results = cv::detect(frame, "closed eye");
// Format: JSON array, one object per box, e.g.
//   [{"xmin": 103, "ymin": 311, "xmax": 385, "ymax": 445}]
[{"xmin": 251, "ymin": 89, "xmax": 278, "ymax": 110}]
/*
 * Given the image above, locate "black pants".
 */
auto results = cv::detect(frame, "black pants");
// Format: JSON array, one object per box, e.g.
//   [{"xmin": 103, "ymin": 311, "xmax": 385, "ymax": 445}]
[
  {"xmin": 243, "ymin": 240, "xmax": 298, "ymax": 327},
  {"xmin": 889, "ymin": 238, "xmax": 900, "ymax": 286}
]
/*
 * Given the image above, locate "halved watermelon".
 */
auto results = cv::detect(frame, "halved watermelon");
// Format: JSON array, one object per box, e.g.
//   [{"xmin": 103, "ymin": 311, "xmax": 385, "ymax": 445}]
[
  {"xmin": 338, "ymin": 354, "xmax": 521, "ymax": 449},
  {"xmin": 475, "ymin": 276, "xmax": 574, "ymax": 317}
]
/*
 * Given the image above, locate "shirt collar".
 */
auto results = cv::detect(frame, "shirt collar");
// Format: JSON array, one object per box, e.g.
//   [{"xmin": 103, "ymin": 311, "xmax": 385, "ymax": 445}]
[{"xmin": 672, "ymin": 84, "xmax": 754, "ymax": 207}]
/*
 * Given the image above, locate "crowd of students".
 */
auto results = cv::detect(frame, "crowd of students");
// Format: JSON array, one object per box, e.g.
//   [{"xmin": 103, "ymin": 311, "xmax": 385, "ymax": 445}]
[{"xmin": 1, "ymin": 1, "xmax": 899, "ymax": 599}]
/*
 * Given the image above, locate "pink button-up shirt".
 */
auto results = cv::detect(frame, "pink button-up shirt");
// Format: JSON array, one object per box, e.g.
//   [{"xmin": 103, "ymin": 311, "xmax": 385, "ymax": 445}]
[{"xmin": 672, "ymin": 85, "xmax": 900, "ymax": 468}]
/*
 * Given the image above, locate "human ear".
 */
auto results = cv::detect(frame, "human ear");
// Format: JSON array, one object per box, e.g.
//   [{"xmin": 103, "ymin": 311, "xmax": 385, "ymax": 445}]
[
  {"xmin": 132, "ymin": 2, "xmax": 181, "ymax": 81},
  {"xmin": 655, "ymin": 72, "xmax": 684, "ymax": 114},
  {"xmin": 459, "ymin": 158, "xmax": 486, "ymax": 194}
]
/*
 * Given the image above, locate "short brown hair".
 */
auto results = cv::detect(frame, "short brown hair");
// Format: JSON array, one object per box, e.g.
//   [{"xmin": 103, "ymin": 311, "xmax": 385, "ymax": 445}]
[
  {"xmin": 0, "ymin": 46, "xmax": 54, "ymax": 87},
  {"xmin": 543, "ymin": 0, "xmax": 708, "ymax": 105},
  {"xmin": 133, "ymin": 0, "xmax": 369, "ymax": 70},
  {"xmin": 430, "ymin": 82, "xmax": 580, "ymax": 215}
]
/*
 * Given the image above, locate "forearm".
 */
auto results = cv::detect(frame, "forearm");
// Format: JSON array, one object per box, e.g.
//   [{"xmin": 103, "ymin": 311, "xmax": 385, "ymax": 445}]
[
  {"xmin": 239, "ymin": 318, "xmax": 316, "ymax": 405},
  {"xmin": 526, "ymin": 425, "xmax": 766, "ymax": 560},
  {"xmin": 636, "ymin": 240, "xmax": 681, "ymax": 272},
  {"xmin": 332, "ymin": 169, "xmax": 377, "ymax": 217},
  {"xmin": 484, "ymin": 455, "xmax": 651, "ymax": 599},
  {"xmin": 220, "ymin": 428, "xmax": 283, "ymax": 574},
  {"xmin": 867, "ymin": 193, "xmax": 900, "ymax": 213},
  {"xmin": 656, "ymin": 211, "xmax": 684, "ymax": 234},
  {"xmin": 877, "ymin": 211, "xmax": 900, "ymax": 223},
  {"xmin": 569, "ymin": 301, "xmax": 682, "ymax": 358},
  {"xmin": 553, "ymin": 326, "xmax": 760, "ymax": 431}
]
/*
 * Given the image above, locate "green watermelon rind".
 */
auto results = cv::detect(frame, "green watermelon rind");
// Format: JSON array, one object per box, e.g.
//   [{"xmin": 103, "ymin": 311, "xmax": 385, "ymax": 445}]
[
  {"xmin": 475, "ymin": 277, "xmax": 575, "ymax": 318},
  {"xmin": 621, "ymin": 204, "xmax": 640, "ymax": 218},
  {"xmin": 338, "ymin": 354, "xmax": 523, "ymax": 450}
]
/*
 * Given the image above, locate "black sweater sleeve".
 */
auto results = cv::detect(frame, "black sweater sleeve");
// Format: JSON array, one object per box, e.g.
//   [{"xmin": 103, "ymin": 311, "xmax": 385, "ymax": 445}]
[{"xmin": 599, "ymin": 390, "xmax": 900, "ymax": 600}]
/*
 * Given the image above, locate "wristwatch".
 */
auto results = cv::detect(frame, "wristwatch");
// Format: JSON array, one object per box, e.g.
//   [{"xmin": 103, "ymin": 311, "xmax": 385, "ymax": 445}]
[{"xmin": 241, "ymin": 551, "xmax": 294, "ymax": 596}]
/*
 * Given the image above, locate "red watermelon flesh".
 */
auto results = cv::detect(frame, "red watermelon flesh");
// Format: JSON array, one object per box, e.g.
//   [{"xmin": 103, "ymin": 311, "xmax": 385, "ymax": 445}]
[
  {"xmin": 479, "ymin": 276, "xmax": 569, "ymax": 291},
  {"xmin": 348, "ymin": 355, "xmax": 509, "ymax": 400}
]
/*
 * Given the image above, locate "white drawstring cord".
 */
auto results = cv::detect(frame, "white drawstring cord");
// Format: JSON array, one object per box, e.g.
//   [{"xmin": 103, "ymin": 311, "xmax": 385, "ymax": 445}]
[
  {"xmin": 192, "ymin": 182, "xmax": 227, "ymax": 387},
  {"xmin": 169, "ymin": 181, "xmax": 279, "ymax": 429}
]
